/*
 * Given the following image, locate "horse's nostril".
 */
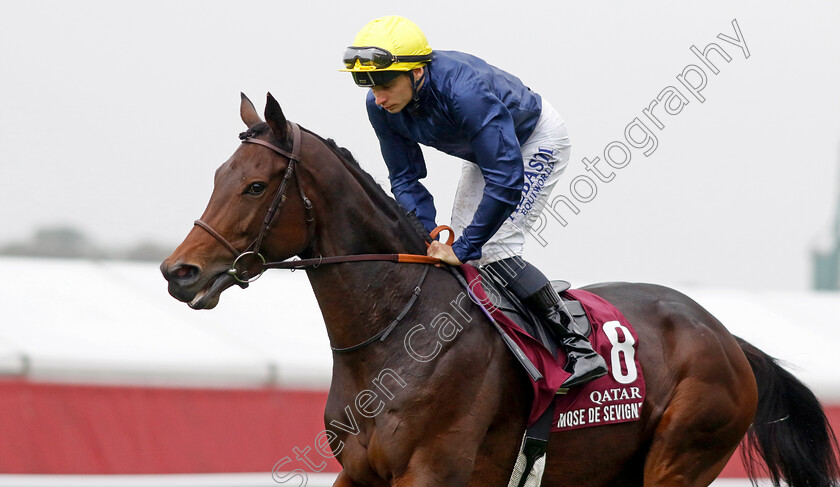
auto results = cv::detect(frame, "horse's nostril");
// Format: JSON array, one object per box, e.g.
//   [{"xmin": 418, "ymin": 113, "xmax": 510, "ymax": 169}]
[{"xmin": 170, "ymin": 264, "xmax": 200, "ymax": 284}]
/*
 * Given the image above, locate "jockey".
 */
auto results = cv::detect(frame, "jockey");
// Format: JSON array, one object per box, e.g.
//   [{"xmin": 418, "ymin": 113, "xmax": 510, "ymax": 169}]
[{"xmin": 341, "ymin": 16, "xmax": 606, "ymax": 389}]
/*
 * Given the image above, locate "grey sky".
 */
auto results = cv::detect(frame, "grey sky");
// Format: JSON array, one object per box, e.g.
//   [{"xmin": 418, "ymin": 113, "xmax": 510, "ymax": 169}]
[{"xmin": 1, "ymin": 1, "xmax": 838, "ymax": 291}]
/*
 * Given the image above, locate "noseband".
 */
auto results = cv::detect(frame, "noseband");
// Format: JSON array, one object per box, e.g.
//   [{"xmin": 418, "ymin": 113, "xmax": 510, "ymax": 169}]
[{"xmin": 193, "ymin": 121, "xmax": 313, "ymax": 285}]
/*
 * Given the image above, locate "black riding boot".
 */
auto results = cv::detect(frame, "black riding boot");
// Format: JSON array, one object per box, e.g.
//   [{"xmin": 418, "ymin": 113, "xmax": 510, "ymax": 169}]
[{"xmin": 525, "ymin": 283, "xmax": 608, "ymax": 389}]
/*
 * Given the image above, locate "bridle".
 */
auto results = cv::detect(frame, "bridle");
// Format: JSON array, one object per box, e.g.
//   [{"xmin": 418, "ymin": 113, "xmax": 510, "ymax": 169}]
[
  {"xmin": 193, "ymin": 121, "xmax": 314, "ymax": 286},
  {"xmin": 191, "ymin": 120, "xmax": 446, "ymax": 353},
  {"xmin": 193, "ymin": 121, "xmax": 444, "ymax": 285}
]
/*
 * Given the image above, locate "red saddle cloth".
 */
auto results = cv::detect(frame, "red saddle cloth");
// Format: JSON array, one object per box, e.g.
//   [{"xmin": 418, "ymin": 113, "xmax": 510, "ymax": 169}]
[{"xmin": 458, "ymin": 265, "xmax": 645, "ymax": 430}]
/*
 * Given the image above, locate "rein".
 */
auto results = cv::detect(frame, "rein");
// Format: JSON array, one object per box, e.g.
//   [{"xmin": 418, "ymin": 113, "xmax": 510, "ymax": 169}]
[{"xmin": 191, "ymin": 120, "xmax": 446, "ymax": 353}]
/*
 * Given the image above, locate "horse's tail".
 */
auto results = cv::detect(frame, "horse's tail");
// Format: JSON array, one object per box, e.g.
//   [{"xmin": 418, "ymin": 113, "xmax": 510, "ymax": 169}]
[{"xmin": 735, "ymin": 336, "xmax": 840, "ymax": 487}]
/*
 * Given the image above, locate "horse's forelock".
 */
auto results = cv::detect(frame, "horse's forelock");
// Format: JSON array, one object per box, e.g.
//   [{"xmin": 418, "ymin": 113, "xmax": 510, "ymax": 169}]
[{"xmin": 238, "ymin": 122, "xmax": 270, "ymax": 141}]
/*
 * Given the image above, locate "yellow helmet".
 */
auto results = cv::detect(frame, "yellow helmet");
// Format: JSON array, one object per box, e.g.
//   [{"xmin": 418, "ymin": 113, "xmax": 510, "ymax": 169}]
[{"xmin": 341, "ymin": 16, "xmax": 433, "ymax": 87}]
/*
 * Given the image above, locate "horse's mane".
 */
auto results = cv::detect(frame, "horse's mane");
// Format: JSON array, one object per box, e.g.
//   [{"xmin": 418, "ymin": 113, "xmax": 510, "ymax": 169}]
[{"xmin": 300, "ymin": 126, "xmax": 432, "ymax": 245}]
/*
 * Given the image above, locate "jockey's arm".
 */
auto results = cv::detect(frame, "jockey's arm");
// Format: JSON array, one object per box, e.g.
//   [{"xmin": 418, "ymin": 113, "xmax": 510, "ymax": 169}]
[
  {"xmin": 448, "ymin": 86, "xmax": 525, "ymax": 263},
  {"xmin": 366, "ymin": 97, "xmax": 438, "ymax": 232}
]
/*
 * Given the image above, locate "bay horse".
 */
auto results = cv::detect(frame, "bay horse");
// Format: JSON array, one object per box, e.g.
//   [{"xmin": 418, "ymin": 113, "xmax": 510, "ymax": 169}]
[{"xmin": 161, "ymin": 93, "xmax": 839, "ymax": 486}]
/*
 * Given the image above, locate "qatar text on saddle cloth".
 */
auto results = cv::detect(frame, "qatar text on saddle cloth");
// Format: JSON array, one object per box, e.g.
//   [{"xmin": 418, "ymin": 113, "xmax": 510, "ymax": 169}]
[{"xmin": 460, "ymin": 264, "xmax": 645, "ymax": 430}]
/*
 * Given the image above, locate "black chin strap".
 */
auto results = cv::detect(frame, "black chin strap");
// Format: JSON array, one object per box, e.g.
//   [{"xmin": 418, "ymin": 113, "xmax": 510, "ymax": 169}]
[{"xmin": 408, "ymin": 69, "xmax": 426, "ymax": 112}]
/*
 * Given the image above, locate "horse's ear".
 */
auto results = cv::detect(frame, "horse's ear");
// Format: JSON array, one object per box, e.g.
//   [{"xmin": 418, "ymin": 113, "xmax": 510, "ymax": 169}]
[
  {"xmin": 264, "ymin": 92, "xmax": 289, "ymax": 142},
  {"xmin": 240, "ymin": 92, "xmax": 263, "ymax": 128}
]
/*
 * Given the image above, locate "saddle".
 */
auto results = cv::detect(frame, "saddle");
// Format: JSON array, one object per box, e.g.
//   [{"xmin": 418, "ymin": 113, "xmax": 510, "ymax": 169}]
[{"xmin": 477, "ymin": 267, "xmax": 593, "ymax": 355}]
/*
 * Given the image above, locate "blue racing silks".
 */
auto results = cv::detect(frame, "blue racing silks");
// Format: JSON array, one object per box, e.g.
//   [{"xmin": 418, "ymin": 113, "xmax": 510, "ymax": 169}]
[{"xmin": 366, "ymin": 50, "xmax": 542, "ymax": 263}]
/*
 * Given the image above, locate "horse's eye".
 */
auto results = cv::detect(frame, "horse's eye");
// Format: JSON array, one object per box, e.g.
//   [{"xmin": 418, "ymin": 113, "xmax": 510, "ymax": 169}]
[{"xmin": 244, "ymin": 182, "xmax": 267, "ymax": 196}]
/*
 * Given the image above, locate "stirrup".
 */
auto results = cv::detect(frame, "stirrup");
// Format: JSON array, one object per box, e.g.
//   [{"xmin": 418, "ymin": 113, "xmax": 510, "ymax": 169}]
[
  {"xmin": 561, "ymin": 357, "xmax": 608, "ymax": 389},
  {"xmin": 562, "ymin": 368, "xmax": 608, "ymax": 389}
]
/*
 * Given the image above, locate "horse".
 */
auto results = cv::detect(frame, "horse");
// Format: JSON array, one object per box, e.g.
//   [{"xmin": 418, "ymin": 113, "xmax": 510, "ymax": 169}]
[{"xmin": 161, "ymin": 92, "xmax": 840, "ymax": 486}]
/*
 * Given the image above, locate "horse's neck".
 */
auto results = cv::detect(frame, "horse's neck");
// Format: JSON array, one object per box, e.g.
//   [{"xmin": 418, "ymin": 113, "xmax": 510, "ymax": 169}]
[
  {"xmin": 304, "ymin": 261, "xmax": 427, "ymax": 353},
  {"xmin": 301, "ymin": 140, "xmax": 429, "ymax": 352},
  {"xmin": 302, "ymin": 144, "xmax": 424, "ymax": 258}
]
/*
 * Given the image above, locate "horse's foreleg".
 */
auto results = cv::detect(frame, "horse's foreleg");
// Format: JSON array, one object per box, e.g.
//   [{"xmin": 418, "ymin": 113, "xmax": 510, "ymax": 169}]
[
  {"xmin": 332, "ymin": 470, "xmax": 365, "ymax": 487},
  {"xmin": 391, "ymin": 468, "xmax": 472, "ymax": 487}
]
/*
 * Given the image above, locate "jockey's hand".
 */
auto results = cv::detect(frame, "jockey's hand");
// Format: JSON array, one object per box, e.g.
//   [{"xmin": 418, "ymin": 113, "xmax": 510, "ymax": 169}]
[{"xmin": 427, "ymin": 241, "xmax": 463, "ymax": 267}]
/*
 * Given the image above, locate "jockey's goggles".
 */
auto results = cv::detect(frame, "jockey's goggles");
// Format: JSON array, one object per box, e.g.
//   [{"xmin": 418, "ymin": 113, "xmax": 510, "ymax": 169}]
[{"xmin": 343, "ymin": 46, "xmax": 432, "ymax": 70}]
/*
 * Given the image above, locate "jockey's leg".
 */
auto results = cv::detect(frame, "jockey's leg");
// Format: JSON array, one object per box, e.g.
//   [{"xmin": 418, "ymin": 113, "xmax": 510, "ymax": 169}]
[
  {"xmin": 486, "ymin": 257, "xmax": 608, "ymax": 388},
  {"xmin": 449, "ymin": 100, "xmax": 571, "ymax": 269},
  {"xmin": 452, "ymin": 99, "xmax": 605, "ymax": 389}
]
